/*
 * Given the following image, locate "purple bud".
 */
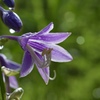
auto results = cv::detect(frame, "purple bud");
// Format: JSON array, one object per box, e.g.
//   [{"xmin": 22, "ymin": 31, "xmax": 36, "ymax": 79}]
[
  {"xmin": 3, "ymin": 0, "xmax": 15, "ymax": 8},
  {"xmin": 0, "ymin": 6, "xmax": 23, "ymax": 32}
]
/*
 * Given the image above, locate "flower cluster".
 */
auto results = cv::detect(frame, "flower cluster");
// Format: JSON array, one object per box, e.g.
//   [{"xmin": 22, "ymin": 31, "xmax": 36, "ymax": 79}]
[{"xmin": 0, "ymin": 0, "xmax": 73, "ymax": 100}]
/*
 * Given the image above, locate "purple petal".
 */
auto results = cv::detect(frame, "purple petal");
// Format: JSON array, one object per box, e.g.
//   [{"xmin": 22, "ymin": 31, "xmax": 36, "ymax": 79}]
[
  {"xmin": 7, "ymin": 60, "xmax": 21, "ymax": 70},
  {"xmin": 35, "ymin": 22, "xmax": 54, "ymax": 36},
  {"xmin": 9, "ymin": 76, "xmax": 18, "ymax": 89},
  {"xmin": 20, "ymin": 51, "xmax": 34, "ymax": 77},
  {"xmin": 26, "ymin": 44, "xmax": 50, "ymax": 84},
  {"xmin": 28, "ymin": 41, "xmax": 72, "ymax": 62},
  {"xmin": 36, "ymin": 66, "xmax": 49, "ymax": 84},
  {"xmin": 28, "ymin": 41, "xmax": 47, "ymax": 52},
  {"xmin": 46, "ymin": 44, "xmax": 73, "ymax": 62},
  {"xmin": 19, "ymin": 35, "xmax": 30, "ymax": 50},
  {"xmin": 30, "ymin": 32, "xmax": 71, "ymax": 44},
  {"xmin": 26, "ymin": 45, "xmax": 44, "ymax": 68},
  {"xmin": 27, "ymin": 45, "xmax": 49, "ymax": 84}
]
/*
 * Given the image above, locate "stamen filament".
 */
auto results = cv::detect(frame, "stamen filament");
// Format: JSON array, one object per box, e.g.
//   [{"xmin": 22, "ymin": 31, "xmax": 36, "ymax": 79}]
[
  {"xmin": 43, "ymin": 70, "xmax": 56, "ymax": 85},
  {"xmin": 26, "ymin": 44, "xmax": 52, "ymax": 68}
]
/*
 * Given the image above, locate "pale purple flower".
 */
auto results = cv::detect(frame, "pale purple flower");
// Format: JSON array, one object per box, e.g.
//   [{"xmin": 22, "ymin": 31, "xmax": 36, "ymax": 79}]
[
  {"xmin": 1, "ymin": 22, "xmax": 73, "ymax": 84},
  {"xmin": 0, "ymin": 54, "xmax": 20, "ymax": 89}
]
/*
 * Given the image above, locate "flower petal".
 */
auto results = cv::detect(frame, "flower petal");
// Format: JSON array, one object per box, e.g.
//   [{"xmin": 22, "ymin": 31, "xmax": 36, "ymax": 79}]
[
  {"xmin": 7, "ymin": 60, "xmax": 21, "ymax": 70},
  {"xmin": 30, "ymin": 32, "xmax": 71, "ymax": 44},
  {"xmin": 0, "ymin": 53, "xmax": 21, "ymax": 70},
  {"xmin": 19, "ymin": 35, "xmax": 30, "ymax": 50},
  {"xmin": 26, "ymin": 44, "xmax": 46, "ymax": 68},
  {"xmin": 36, "ymin": 66, "xmax": 49, "ymax": 84},
  {"xmin": 26, "ymin": 44, "xmax": 50, "ymax": 84},
  {"xmin": 36, "ymin": 22, "xmax": 54, "ymax": 36},
  {"xmin": 28, "ymin": 41, "xmax": 47, "ymax": 52},
  {"xmin": 20, "ymin": 51, "xmax": 34, "ymax": 77},
  {"xmin": 9, "ymin": 76, "xmax": 18, "ymax": 89},
  {"xmin": 28, "ymin": 41, "xmax": 72, "ymax": 62},
  {"xmin": 46, "ymin": 44, "xmax": 73, "ymax": 62}
]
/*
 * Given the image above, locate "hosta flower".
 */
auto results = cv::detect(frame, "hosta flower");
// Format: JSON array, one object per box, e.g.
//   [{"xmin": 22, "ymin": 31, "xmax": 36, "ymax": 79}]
[
  {"xmin": 0, "ymin": 6, "xmax": 23, "ymax": 32},
  {"xmin": 3, "ymin": 0, "xmax": 15, "ymax": 9},
  {"xmin": 0, "ymin": 54, "xmax": 20, "ymax": 89},
  {"xmin": 1, "ymin": 22, "xmax": 73, "ymax": 84}
]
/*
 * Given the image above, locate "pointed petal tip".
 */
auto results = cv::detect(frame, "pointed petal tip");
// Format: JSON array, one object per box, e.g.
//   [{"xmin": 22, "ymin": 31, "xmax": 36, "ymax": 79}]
[
  {"xmin": 20, "ymin": 66, "xmax": 34, "ymax": 78},
  {"xmin": 20, "ymin": 71, "xmax": 30, "ymax": 78},
  {"xmin": 20, "ymin": 69, "xmax": 33, "ymax": 77},
  {"xmin": 67, "ymin": 55, "xmax": 73, "ymax": 62},
  {"xmin": 46, "ymin": 82, "xmax": 49, "ymax": 85},
  {"xmin": 20, "ymin": 73, "xmax": 25, "ymax": 78},
  {"xmin": 63, "ymin": 53, "xmax": 73, "ymax": 62},
  {"xmin": 65, "ymin": 32, "xmax": 72, "ymax": 37},
  {"xmin": 37, "ymin": 22, "xmax": 54, "ymax": 35},
  {"xmin": 50, "ymin": 22, "xmax": 54, "ymax": 26},
  {"xmin": 49, "ymin": 22, "xmax": 54, "ymax": 30},
  {"xmin": 68, "ymin": 32, "xmax": 72, "ymax": 35},
  {"xmin": 44, "ymin": 78, "xmax": 49, "ymax": 85}
]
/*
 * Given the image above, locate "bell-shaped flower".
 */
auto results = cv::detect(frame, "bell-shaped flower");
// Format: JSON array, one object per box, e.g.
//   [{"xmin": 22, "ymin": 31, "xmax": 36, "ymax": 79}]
[
  {"xmin": 0, "ymin": 22, "xmax": 73, "ymax": 84},
  {"xmin": 0, "ymin": 6, "xmax": 23, "ymax": 32},
  {"xmin": 0, "ymin": 54, "xmax": 21, "ymax": 89},
  {"xmin": 3, "ymin": 0, "xmax": 15, "ymax": 9}
]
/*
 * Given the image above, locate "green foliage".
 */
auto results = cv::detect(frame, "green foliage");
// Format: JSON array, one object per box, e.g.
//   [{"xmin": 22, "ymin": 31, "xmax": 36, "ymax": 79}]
[{"xmin": 0, "ymin": 0, "xmax": 100, "ymax": 100}]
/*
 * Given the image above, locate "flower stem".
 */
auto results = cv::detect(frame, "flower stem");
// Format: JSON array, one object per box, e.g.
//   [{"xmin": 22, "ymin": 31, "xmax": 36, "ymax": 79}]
[
  {"xmin": 0, "ymin": 67, "xmax": 6, "ymax": 100},
  {"xmin": 0, "ymin": 35, "xmax": 18, "ymax": 41},
  {"xmin": 5, "ymin": 76, "xmax": 11, "ymax": 93}
]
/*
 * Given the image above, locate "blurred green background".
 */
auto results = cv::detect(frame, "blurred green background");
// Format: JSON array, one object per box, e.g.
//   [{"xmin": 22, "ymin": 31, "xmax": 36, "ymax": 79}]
[{"xmin": 1, "ymin": 0, "xmax": 100, "ymax": 100}]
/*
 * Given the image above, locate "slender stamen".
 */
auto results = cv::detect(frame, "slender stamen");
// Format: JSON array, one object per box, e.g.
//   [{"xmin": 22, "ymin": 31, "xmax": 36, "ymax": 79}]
[
  {"xmin": 26, "ymin": 44, "xmax": 53, "ymax": 68},
  {"xmin": 48, "ymin": 70, "xmax": 56, "ymax": 80},
  {"xmin": 41, "ymin": 48, "xmax": 53, "ymax": 68},
  {"xmin": 44, "ymin": 70, "xmax": 56, "ymax": 85},
  {"xmin": 26, "ymin": 44, "xmax": 43, "ymax": 67}
]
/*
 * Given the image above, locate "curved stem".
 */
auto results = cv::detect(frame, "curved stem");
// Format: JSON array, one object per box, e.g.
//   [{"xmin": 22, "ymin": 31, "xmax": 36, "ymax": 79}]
[{"xmin": 0, "ymin": 35, "xmax": 19, "ymax": 41}]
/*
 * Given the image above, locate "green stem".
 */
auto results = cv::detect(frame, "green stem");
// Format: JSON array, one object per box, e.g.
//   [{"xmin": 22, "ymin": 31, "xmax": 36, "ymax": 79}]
[
  {"xmin": 0, "ymin": 67, "xmax": 6, "ymax": 100},
  {"xmin": 5, "ymin": 76, "xmax": 11, "ymax": 93}
]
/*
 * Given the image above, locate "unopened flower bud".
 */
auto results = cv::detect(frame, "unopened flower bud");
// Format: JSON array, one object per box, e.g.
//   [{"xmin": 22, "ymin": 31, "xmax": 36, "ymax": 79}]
[
  {"xmin": 3, "ymin": 0, "xmax": 15, "ymax": 9},
  {"xmin": 0, "ymin": 6, "xmax": 23, "ymax": 32},
  {"xmin": 7, "ymin": 87, "xmax": 24, "ymax": 100}
]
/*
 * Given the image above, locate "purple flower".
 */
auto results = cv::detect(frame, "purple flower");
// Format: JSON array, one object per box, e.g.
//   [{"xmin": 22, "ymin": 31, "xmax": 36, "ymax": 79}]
[
  {"xmin": 0, "ymin": 6, "xmax": 23, "ymax": 32},
  {"xmin": 0, "ymin": 54, "xmax": 20, "ymax": 89},
  {"xmin": 1, "ymin": 22, "xmax": 73, "ymax": 84}
]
